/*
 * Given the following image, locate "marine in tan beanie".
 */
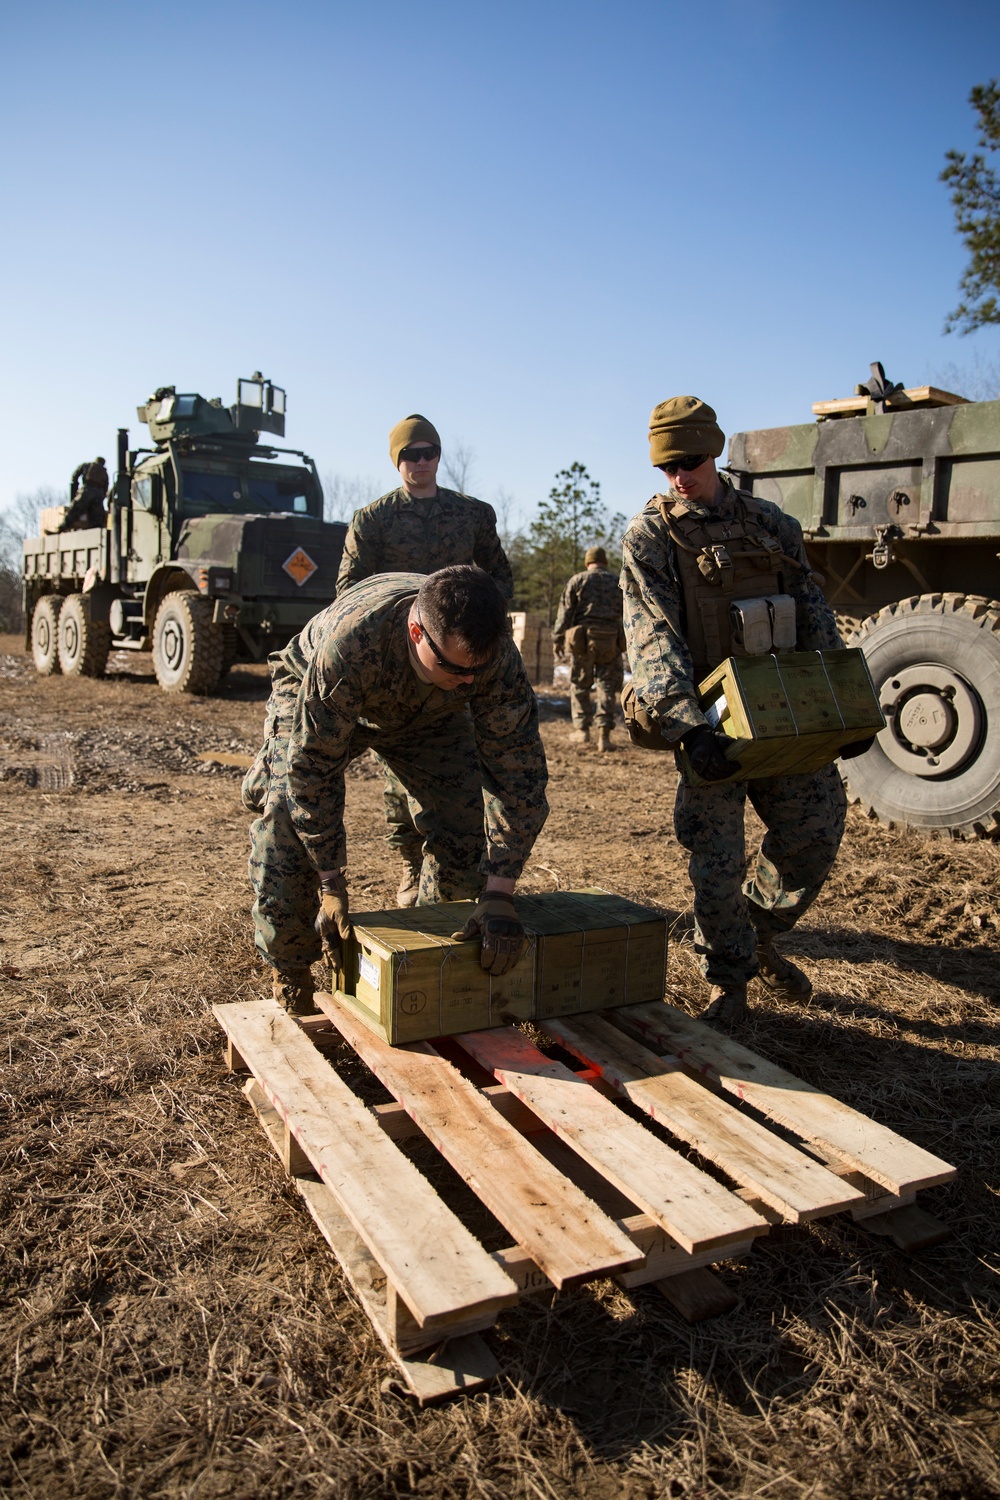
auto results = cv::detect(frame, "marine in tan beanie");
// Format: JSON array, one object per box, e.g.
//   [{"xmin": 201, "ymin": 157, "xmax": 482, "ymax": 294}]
[
  {"xmin": 388, "ymin": 414, "xmax": 441, "ymax": 469},
  {"xmin": 647, "ymin": 396, "xmax": 726, "ymax": 510}
]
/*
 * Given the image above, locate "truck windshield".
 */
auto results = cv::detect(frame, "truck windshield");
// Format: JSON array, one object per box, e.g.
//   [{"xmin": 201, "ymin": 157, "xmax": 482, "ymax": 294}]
[
  {"xmin": 246, "ymin": 476, "xmax": 313, "ymax": 513},
  {"xmin": 179, "ymin": 470, "xmax": 316, "ymax": 517}
]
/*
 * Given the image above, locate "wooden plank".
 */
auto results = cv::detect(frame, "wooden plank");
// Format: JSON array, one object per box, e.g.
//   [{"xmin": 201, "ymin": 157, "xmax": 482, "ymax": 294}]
[
  {"xmin": 214, "ymin": 1000, "xmax": 518, "ymax": 1327},
  {"xmin": 381, "ymin": 1334, "xmax": 500, "ymax": 1407},
  {"xmin": 653, "ymin": 1268, "xmax": 738, "ymax": 1323},
  {"xmin": 856, "ymin": 1204, "xmax": 950, "ymax": 1251},
  {"xmin": 371, "ymin": 1083, "xmax": 545, "ymax": 1141},
  {"xmin": 609, "ymin": 1002, "xmax": 957, "ymax": 1197},
  {"xmin": 316, "ymin": 993, "xmax": 642, "ymax": 1288},
  {"xmin": 545, "ymin": 1015, "xmax": 865, "ymax": 1223},
  {"xmin": 457, "ymin": 1027, "xmax": 768, "ymax": 1252}
]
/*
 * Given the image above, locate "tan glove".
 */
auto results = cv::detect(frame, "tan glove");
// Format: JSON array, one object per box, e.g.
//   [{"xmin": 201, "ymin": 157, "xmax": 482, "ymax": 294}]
[
  {"xmin": 451, "ymin": 890, "xmax": 527, "ymax": 976},
  {"xmin": 315, "ymin": 872, "xmax": 352, "ymax": 963}
]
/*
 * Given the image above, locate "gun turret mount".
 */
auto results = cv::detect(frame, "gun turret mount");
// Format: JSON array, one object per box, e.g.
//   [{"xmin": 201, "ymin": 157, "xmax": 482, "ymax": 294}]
[{"xmin": 137, "ymin": 373, "xmax": 287, "ymax": 448}]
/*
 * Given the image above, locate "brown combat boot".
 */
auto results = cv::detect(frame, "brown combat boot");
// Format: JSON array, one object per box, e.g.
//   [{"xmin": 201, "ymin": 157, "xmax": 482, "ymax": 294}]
[
  {"xmin": 271, "ymin": 967, "xmax": 316, "ymax": 1016},
  {"xmin": 755, "ymin": 940, "xmax": 812, "ymax": 999},
  {"xmin": 573, "ymin": 727, "xmax": 591, "ymax": 749},
  {"xmin": 701, "ymin": 985, "xmax": 748, "ymax": 1029},
  {"xmin": 597, "ymin": 726, "xmax": 612, "ymax": 752},
  {"xmin": 396, "ymin": 853, "xmax": 423, "ymax": 909}
]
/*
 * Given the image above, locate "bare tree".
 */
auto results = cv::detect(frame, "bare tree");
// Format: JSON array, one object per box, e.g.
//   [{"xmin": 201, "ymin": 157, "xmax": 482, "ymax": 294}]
[
  {"xmin": 0, "ymin": 487, "xmax": 59, "ymax": 632},
  {"xmin": 441, "ymin": 440, "xmax": 475, "ymax": 495},
  {"xmin": 321, "ymin": 472, "xmax": 382, "ymax": 525},
  {"xmin": 491, "ymin": 487, "xmax": 523, "ymax": 552},
  {"xmin": 930, "ymin": 353, "xmax": 1000, "ymax": 403}
]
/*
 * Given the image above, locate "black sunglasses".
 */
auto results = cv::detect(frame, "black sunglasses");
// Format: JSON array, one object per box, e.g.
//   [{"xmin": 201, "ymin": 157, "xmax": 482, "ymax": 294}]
[
  {"xmin": 416, "ymin": 612, "xmax": 493, "ymax": 677},
  {"xmin": 662, "ymin": 453, "xmax": 710, "ymax": 475},
  {"xmin": 399, "ymin": 444, "xmax": 441, "ymax": 463}
]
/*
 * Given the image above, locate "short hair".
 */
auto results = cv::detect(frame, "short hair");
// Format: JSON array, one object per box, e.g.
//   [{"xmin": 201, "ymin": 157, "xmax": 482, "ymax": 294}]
[{"xmin": 416, "ymin": 566, "xmax": 508, "ymax": 663}]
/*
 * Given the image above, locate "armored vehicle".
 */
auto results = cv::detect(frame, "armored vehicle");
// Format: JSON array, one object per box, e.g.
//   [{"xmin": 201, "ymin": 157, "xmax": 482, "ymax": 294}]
[
  {"xmin": 729, "ymin": 363, "xmax": 1000, "ymax": 838},
  {"xmin": 23, "ymin": 374, "xmax": 346, "ymax": 693}
]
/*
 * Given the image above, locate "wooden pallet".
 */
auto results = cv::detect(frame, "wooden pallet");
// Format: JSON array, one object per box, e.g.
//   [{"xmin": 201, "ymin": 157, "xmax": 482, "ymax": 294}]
[{"xmin": 213, "ymin": 993, "xmax": 956, "ymax": 1404}]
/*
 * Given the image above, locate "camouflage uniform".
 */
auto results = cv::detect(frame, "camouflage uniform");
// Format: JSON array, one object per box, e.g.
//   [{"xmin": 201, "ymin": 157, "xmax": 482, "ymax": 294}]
[
  {"xmin": 244, "ymin": 572, "xmax": 548, "ymax": 973},
  {"xmin": 336, "ymin": 486, "xmax": 514, "ymax": 869},
  {"xmin": 61, "ymin": 460, "xmax": 109, "ymax": 531},
  {"xmin": 621, "ymin": 474, "xmax": 847, "ymax": 987},
  {"xmin": 552, "ymin": 567, "xmax": 625, "ymax": 732}
]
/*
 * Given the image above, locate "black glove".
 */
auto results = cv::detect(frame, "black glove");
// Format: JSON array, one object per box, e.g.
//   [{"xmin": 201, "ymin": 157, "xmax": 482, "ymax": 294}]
[
  {"xmin": 683, "ymin": 724, "xmax": 740, "ymax": 782},
  {"xmin": 315, "ymin": 872, "xmax": 352, "ymax": 964},
  {"xmin": 451, "ymin": 890, "xmax": 527, "ymax": 976},
  {"xmin": 839, "ymin": 734, "xmax": 877, "ymax": 761}
]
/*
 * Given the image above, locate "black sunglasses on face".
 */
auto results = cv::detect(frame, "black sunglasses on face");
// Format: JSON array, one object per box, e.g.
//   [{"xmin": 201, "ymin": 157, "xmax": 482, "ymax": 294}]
[
  {"xmin": 662, "ymin": 453, "xmax": 710, "ymax": 475},
  {"xmin": 399, "ymin": 444, "xmax": 441, "ymax": 463},
  {"xmin": 416, "ymin": 612, "xmax": 493, "ymax": 677}
]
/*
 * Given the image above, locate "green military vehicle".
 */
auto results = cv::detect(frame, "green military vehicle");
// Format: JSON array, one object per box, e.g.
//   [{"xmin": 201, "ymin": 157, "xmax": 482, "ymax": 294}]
[
  {"xmin": 728, "ymin": 363, "xmax": 1000, "ymax": 838},
  {"xmin": 23, "ymin": 373, "xmax": 346, "ymax": 693}
]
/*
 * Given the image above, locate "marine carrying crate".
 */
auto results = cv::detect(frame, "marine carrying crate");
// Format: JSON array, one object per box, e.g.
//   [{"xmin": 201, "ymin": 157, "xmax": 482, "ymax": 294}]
[
  {"xmin": 334, "ymin": 890, "xmax": 668, "ymax": 1044},
  {"xmin": 679, "ymin": 648, "xmax": 885, "ymax": 785}
]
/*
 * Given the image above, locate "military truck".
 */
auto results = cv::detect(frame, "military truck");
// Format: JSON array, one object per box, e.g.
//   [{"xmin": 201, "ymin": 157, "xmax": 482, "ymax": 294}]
[
  {"xmin": 728, "ymin": 363, "xmax": 1000, "ymax": 839},
  {"xmin": 22, "ymin": 374, "xmax": 346, "ymax": 693}
]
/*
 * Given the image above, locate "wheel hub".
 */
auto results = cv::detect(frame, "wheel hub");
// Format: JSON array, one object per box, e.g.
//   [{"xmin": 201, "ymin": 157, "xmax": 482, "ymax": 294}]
[
  {"xmin": 161, "ymin": 619, "xmax": 186, "ymax": 672},
  {"xmin": 878, "ymin": 663, "xmax": 983, "ymax": 777}
]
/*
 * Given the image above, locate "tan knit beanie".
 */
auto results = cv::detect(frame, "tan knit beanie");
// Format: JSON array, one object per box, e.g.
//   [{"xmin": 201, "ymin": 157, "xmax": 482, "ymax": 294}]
[
  {"xmin": 648, "ymin": 396, "xmax": 724, "ymax": 467},
  {"xmin": 389, "ymin": 414, "xmax": 441, "ymax": 467}
]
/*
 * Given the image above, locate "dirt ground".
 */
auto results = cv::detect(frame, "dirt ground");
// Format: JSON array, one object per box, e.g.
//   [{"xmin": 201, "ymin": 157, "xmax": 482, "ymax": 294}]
[{"xmin": 1, "ymin": 633, "xmax": 998, "ymax": 1500}]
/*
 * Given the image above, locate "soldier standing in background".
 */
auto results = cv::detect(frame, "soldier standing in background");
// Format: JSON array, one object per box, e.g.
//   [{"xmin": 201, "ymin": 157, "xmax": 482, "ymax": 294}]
[
  {"xmin": 243, "ymin": 566, "xmax": 548, "ymax": 1015},
  {"xmin": 552, "ymin": 546, "xmax": 626, "ymax": 752},
  {"xmin": 336, "ymin": 414, "xmax": 514, "ymax": 906},
  {"xmin": 59, "ymin": 457, "xmax": 109, "ymax": 531},
  {"xmin": 620, "ymin": 396, "xmax": 867, "ymax": 1028}
]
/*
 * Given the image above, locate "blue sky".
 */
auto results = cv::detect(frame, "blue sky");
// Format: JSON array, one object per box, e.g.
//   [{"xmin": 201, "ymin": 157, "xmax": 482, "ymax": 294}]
[{"xmin": 2, "ymin": 0, "xmax": 998, "ymax": 529}]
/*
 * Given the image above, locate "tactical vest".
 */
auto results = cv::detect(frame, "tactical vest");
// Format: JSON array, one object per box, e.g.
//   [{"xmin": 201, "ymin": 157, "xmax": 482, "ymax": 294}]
[
  {"xmin": 651, "ymin": 489, "xmax": 810, "ymax": 682},
  {"xmin": 85, "ymin": 463, "xmax": 108, "ymax": 490}
]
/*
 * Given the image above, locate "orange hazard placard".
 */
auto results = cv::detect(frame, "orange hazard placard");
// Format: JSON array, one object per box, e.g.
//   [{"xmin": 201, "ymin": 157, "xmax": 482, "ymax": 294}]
[{"xmin": 282, "ymin": 547, "xmax": 318, "ymax": 587}]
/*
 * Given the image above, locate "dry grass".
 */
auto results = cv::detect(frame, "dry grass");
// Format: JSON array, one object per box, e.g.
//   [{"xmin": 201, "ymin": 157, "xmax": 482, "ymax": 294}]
[{"xmin": 1, "ymin": 637, "xmax": 998, "ymax": 1498}]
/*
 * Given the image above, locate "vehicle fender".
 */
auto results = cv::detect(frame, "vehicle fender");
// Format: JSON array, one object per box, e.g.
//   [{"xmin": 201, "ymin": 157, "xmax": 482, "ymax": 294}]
[{"xmin": 143, "ymin": 564, "xmax": 201, "ymax": 626}]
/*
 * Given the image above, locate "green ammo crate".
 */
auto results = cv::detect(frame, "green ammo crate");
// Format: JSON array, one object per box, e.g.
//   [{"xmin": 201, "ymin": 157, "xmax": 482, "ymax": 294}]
[
  {"xmin": 679, "ymin": 648, "xmax": 885, "ymax": 786},
  {"xmin": 334, "ymin": 889, "xmax": 668, "ymax": 1044}
]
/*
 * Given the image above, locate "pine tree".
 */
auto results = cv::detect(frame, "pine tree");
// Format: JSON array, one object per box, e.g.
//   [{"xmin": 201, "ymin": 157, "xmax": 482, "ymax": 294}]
[{"xmin": 941, "ymin": 80, "xmax": 1000, "ymax": 334}]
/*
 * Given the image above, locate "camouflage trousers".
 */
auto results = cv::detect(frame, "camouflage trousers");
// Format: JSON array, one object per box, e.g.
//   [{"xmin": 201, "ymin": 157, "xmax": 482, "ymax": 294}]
[
  {"xmin": 569, "ymin": 652, "xmax": 624, "ymax": 731},
  {"xmin": 246, "ymin": 720, "xmax": 486, "ymax": 973},
  {"xmin": 673, "ymin": 762, "xmax": 847, "ymax": 987}
]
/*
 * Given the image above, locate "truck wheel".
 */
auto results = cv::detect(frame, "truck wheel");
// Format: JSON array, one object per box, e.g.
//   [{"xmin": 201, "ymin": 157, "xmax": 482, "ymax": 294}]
[
  {"xmin": 845, "ymin": 593, "xmax": 1000, "ymax": 839},
  {"xmin": 57, "ymin": 593, "xmax": 112, "ymax": 678},
  {"xmin": 152, "ymin": 591, "xmax": 223, "ymax": 694},
  {"xmin": 32, "ymin": 595, "xmax": 64, "ymax": 675}
]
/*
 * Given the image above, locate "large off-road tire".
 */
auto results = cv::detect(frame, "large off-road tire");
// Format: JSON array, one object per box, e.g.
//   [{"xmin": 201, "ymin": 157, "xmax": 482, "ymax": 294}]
[
  {"xmin": 151, "ymin": 590, "xmax": 224, "ymax": 694},
  {"xmin": 56, "ymin": 593, "xmax": 112, "ymax": 678},
  {"xmin": 845, "ymin": 593, "xmax": 1000, "ymax": 839},
  {"xmin": 32, "ymin": 595, "xmax": 64, "ymax": 675}
]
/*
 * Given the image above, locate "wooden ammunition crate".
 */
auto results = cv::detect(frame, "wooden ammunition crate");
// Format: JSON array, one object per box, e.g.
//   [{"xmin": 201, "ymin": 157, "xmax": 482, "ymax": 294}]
[
  {"xmin": 40, "ymin": 505, "xmax": 67, "ymax": 534},
  {"xmin": 510, "ymin": 610, "xmax": 554, "ymax": 686},
  {"xmin": 680, "ymin": 649, "xmax": 885, "ymax": 785},
  {"xmin": 336, "ymin": 890, "xmax": 668, "ymax": 1044}
]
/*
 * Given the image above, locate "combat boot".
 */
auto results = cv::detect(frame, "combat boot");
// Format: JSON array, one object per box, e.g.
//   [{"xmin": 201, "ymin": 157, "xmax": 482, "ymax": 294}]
[
  {"xmin": 271, "ymin": 966, "xmax": 316, "ymax": 1016},
  {"xmin": 755, "ymin": 940, "xmax": 812, "ymax": 999},
  {"xmin": 396, "ymin": 853, "xmax": 423, "ymax": 909},
  {"xmin": 597, "ymin": 726, "xmax": 612, "ymax": 752},
  {"xmin": 701, "ymin": 985, "xmax": 748, "ymax": 1029},
  {"xmin": 573, "ymin": 727, "xmax": 591, "ymax": 749}
]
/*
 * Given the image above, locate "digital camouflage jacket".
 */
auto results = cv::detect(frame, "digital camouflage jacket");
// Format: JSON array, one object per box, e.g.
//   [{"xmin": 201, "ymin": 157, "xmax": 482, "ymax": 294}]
[
  {"xmin": 266, "ymin": 573, "xmax": 548, "ymax": 876},
  {"xmin": 621, "ymin": 475, "xmax": 842, "ymax": 743},
  {"xmin": 552, "ymin": 567, "xmax": 623, "ymax": 644},
  {"xmin": 335, "ymin": 487, "xmax": 513, "ymax": 599}
]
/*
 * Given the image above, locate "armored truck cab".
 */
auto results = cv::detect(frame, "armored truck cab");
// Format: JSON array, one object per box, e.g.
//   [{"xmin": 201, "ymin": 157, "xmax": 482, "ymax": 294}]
[
  {"xmin": 729, "ymin": 364, "xmax": 1000, "ymax": 838},
  {"xmin": 23, "ymin": 374, "xmax": 347, "ymax": 693}
]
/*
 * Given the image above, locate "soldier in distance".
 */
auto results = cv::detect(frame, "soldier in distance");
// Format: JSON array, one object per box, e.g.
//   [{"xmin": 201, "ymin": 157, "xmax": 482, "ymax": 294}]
[
  {"xmin": 243, "ymin": 565, "xmax": 548, "ymax": 1016},
  {"xmin": 621, "ymin": 397, "xmax": 872, "ymax": 1029},
  {"xmin": 59, "ymin": 457, "xmax": 109, "ymax": 531},
  {"xmin": 336, "ymin": 414, "xmax": 514, "ymax": 908},
  {"xmin": 552, "ymin": 546, "xmax": 626, "ymax": 752}
]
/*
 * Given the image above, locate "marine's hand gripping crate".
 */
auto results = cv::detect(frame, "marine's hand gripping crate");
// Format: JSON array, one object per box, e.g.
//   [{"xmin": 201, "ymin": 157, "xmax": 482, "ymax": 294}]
[
  {"xmin": 334, "ymin": 890, "xmax": 668, "ymax": 1044},
  {"xmin": 680, "ymin": 648, "xmax": 885, "ymax": 785}
]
